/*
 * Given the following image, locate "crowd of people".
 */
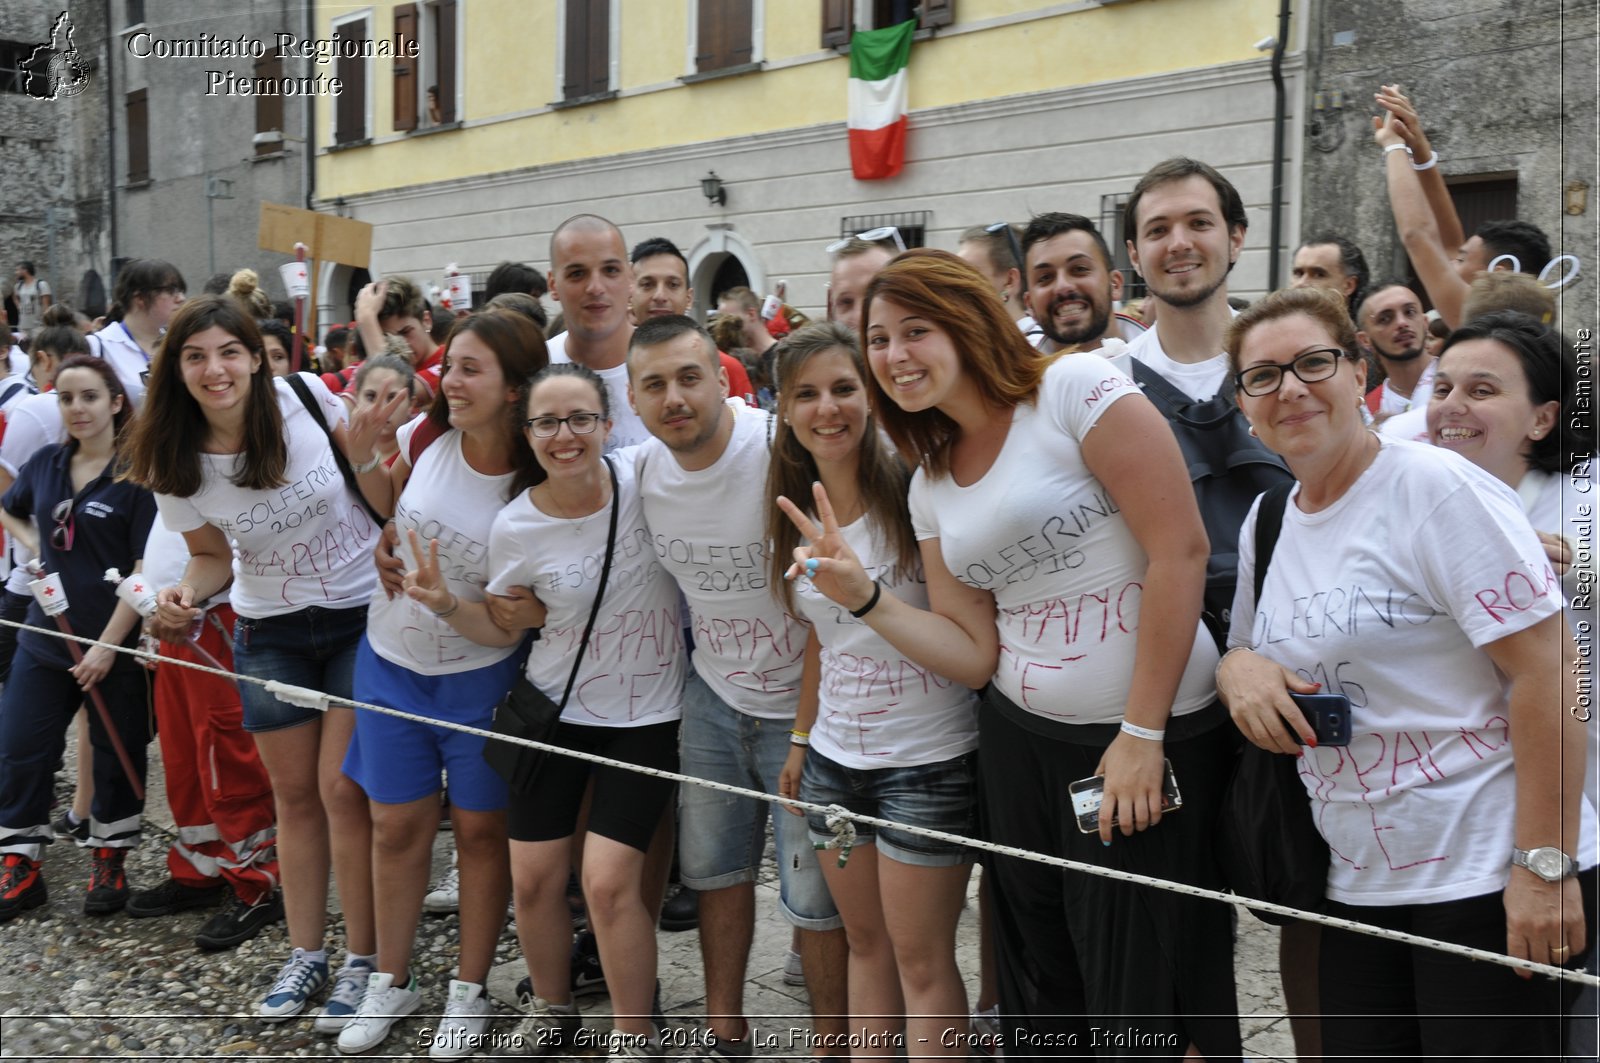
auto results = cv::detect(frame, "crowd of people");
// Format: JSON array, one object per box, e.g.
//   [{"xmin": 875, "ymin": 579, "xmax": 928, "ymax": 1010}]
[{"xmin": 0, "ymin": 82, "xmax": 1593, "ymax": 1061}]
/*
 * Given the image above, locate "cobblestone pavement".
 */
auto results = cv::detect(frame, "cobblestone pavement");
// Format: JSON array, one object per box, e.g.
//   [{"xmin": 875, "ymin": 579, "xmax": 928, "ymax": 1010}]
[{"xmin": 0, "ymin": 743, "xmax": 1297, "ymax": 1061}]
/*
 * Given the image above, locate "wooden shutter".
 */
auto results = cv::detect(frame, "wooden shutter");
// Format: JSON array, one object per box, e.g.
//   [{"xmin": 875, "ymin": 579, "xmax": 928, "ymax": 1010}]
[
  {"xmin": 821, "ymin": 0, "xmax": 851, "ymax": 47},
  {"xmin": 696, "ymin": 0, "xmax": 725, "ymax": 72},
  {"xmin": 254, "ymin": 50, "xmax": 284, "ymax": 154},
  {"xmin": 563, "ymin": 0, "xmax": 588, "ymax": 99},
  {"xmin": 697, "ymin": 0, "xmax": 753, "ymax": 71},
  {"xmin": 920, "ymin": 0, "xmax": 954, "ymax": 29},
  {"xmin": 125, "ymin": 88, "xmax": 148, "ymax": 182},
  {"xmin": 335, "ymin": 18, "xmax": 367, "ymax": 142},
  {"xmin": 434, "ymin": 0, "xmax": 457, "ymax": 122},
  {"xmin": 584, "ymin": 1, "xmax": 610, "ymax": 96},
  {"xmin": 393, "ymin": 4, "xmax": 418, "ymax": 131}
]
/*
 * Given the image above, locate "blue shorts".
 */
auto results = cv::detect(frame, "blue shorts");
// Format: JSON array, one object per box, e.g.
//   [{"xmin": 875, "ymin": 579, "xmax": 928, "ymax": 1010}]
[
  {"xmin": 801, "ymin": 748, "xmax": 977, "ymax": 867},
  {"xmin": 234, "ymin": 605, "xmax": 367, "ymax": 733},
  {"xmin": 677, "ymin": 674, "xmax": 840, "ymax": 931},
  {"xmin": 344, "ymin": 637, "xmax": 519, "ymax": 811}
]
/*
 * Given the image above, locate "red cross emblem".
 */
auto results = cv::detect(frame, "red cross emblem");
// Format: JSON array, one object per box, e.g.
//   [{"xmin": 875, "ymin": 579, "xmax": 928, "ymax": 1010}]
[{"xmin": 42, "ymin": 586, "xmax": 56, "ymax": 597}]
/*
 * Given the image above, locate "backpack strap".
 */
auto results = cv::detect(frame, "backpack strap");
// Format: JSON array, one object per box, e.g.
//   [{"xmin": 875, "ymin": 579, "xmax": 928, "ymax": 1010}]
[
  {"xmin": 286, "ymin": 373, "xmax": 384, "ymax": 525},
  {"xmin": 1252, "ymin": 481, "xmax": 1295, "ymax": 605},
  {"xmin": 406, "ymin": 416, "xmax": 448, "ymax": 467}
]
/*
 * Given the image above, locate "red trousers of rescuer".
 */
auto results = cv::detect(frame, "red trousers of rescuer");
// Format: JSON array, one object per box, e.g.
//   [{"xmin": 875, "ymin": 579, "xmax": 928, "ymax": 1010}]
[{"xmin": 154, "ymin": 606, "xmax": 278, "ymax": 902}]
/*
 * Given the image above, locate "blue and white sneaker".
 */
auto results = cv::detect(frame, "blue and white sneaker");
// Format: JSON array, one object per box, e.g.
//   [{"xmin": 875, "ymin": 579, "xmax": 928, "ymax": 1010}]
[
  {"xmin": 258, "ymin": 948, "xmax": 330, "ymax": 1022},
  {"xmin": 314, "ymin": 956, "xmax": 376, "ymax": 1033}
]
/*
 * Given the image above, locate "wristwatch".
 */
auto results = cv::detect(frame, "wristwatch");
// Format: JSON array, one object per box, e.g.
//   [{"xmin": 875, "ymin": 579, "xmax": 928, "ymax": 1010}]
[{"xmin": 1511, "ymin": 846, "xmax": 1577, "ymax": 882}]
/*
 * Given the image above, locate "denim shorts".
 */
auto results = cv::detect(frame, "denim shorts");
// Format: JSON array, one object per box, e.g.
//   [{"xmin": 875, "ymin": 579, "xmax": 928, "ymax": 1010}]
[
  {"xmin": 677, "ymin": 673, "xmax": 841, "ymax": 930},
  {"xmin": 233, "ymin": 605, "xmax": 368, "ymax": 733},
  {"xmin": 801, "ymin": 748, "xmax": 977, "ymax": 867}
]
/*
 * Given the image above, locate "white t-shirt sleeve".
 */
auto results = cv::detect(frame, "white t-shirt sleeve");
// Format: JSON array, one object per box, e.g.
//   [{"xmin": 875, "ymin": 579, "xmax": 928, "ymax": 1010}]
[
  {"xmin": 1039, "ymin": 352, "xmax": 1140, "ymax": 440},
  {"xmin": 485, "ymin": 503, "xmax": 534, "ymax": 598},
  {"xmin": 0, "ymin": 399, "xmax": 55, "ymax": 477},
  {"xmin": 907, "ymin": 471, "xmax": 938, "ymax": 544},
  {"xmin": 155, "ymin": 490, "xmax": 209, "ymax": 535},
  {"xmin": 1225, "ymin": 494, "xmax": 1265, "ymax": 650}
]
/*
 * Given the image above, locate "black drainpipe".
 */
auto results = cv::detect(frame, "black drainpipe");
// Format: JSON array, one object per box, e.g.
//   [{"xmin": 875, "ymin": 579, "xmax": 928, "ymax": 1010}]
[{"xmin": 1267, "ymin": 0, "xmax": 1291, "ymax": 290}]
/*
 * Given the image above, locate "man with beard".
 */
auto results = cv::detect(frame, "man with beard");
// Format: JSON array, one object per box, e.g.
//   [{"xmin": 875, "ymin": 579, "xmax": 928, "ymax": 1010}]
[
  {"xmin": 1020, "ymin": 213, "xmax": 1126, "ymax": 355},
  {"xmin": 1356, "ymin": 281, "xmax": 1433, "ymax": 419}
]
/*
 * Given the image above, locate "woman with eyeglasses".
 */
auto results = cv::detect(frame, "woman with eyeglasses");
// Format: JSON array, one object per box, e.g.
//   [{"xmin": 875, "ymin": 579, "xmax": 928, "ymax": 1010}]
[
  {"xmin": 124, "ymin": 295, "xmax": 399, "ymax": 1031},
  {"xmin": 325, "ymin": 309, "xmax": 547, "ymax": 1056},
  {"xmin": 408, "ymin": 362, "xmax": 684, "ymax": 1060},
  {"xmin": 1217, "ymin": 288, "xmax": 1595, "ymax": 1059},
  {"xmin": 785, "ymin": 250, "xmax": 1240, "ymax": 1058},
  {"xmin": 0, "ymin": 356, "xmax": 156, "ymax": 923},
  {"xmin": 92, "ymin": 258, "xmax": 186, "ymax": 409}
]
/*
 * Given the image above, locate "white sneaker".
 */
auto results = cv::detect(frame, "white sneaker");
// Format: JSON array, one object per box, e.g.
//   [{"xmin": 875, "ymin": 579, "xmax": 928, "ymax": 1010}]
[
  {"xmin": 314, "ymin": 956, "xmax": 376, "ymax": 1033},
  {"xmin": 782, "ymin": 948, "xmax": 805, "ymax": 987},
  {"xmin": 429, "ymin": 979, "xmax": 492, "ymax": 1059},
  {"xmin": 336, "ymin": 971, "xmax": 422, "ymax": 1054},
  {"xmin": 423, "ymin": 854, "xmax": 461, "ymax": 913}
]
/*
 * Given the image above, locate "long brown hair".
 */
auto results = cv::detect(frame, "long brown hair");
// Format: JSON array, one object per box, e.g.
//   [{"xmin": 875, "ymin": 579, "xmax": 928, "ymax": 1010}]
[
  {"xmin": 764, "ymin": 323, "xmax": 917, "ymax": 614},
  {"xmin": 123, "ymin": 294, "xmax": 287, "ymax": 496},
  {"xmin": 54, "ymin": 354, "xmax": 135, "ymax": 447},
  {"xmin": 862, "ymin": 248, "xmax": 1050, "ymax": 478},
  {"xmin": 427, "ymin": 309, "xmax": 551, "ymax": 500}
]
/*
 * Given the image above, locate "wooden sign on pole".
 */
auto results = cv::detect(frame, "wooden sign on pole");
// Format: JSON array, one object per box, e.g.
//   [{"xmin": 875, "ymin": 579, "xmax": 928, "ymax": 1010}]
[{"xmin": 259, "ymin": 202, "xmax": 374, "ymax": 338}]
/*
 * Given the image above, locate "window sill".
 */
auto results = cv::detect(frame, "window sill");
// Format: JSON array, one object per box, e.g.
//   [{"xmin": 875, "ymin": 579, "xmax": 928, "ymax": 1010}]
[
  {"xmin": 408, "ymin": 120, "xmax": 463, "ymax": 138},
  {"xmin": 251, "ymin": 149, "xmax": 291, "ymax": 163},
  {"xmin": 679, "ymin": 61, "xmax": 764, "ymax": 85},
  {"xmin": 829, "ymin": 26, "xmax": 938, "ymax": 54},
  {"xmin": 549, "ymin": 89, "xmax": 619, "ymax": 111},
  {"xmin": 328, "ymin": 137, "xmax": 373, "ymax": 153},
  {"xmin": 124, "ymin": 178, "xmax": 151, "ymax": 190}
]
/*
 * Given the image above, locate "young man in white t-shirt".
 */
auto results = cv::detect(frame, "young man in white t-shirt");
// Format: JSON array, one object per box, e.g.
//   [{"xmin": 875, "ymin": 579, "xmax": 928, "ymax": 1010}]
[
  {"xmin": 626, "ymin": 317, "xmax": 847, "ymax": 1060},
  {"xmin": 1355, "ymin": 282, "xmax": 1433, "ymax": 420}
]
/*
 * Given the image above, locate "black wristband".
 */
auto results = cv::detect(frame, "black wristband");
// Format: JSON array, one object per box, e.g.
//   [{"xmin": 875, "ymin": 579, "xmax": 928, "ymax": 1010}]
[{"xmin": 849, "ymin": 580, "xmax": 883, "ymax": 619}]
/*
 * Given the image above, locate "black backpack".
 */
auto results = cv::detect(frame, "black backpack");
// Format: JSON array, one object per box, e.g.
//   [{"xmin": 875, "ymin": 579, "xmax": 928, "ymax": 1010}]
[{"xmin": 1130, "ymin": 359, "xmax": 1293, "ymax": 651}]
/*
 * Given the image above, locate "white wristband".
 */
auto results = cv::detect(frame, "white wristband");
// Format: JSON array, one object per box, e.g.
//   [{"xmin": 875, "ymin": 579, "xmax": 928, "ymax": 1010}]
[
  {"xmin": 351, "ymin": 453, "xmax": 382, "ymax": 475},
  {"xmin": 1119, "ymin": 720, "xmax": 1165, "ymax": 742},
  {"xmin": 1383, "ymin": 142, "xmax": 1412, "ymax": 158},
  {"xmin": 1411, "ymin": 151, "xmax": 1439, "ymax": 171}
]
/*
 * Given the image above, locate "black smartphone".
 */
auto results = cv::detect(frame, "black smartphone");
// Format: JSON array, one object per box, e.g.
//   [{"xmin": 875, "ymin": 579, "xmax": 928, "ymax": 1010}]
[
  {"xmin": 1289, "ymin": 692, "xmax": 1353, "ymax": 747},
  {"xmin": 1069, "ymin": 758, "xmax": 1182, "ymax": 834}
]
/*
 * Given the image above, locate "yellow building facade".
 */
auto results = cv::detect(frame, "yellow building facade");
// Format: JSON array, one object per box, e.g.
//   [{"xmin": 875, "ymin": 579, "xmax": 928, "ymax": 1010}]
[{"xmin": 311, "ymin": 0, "xmax": 1303, "ymax": 322}]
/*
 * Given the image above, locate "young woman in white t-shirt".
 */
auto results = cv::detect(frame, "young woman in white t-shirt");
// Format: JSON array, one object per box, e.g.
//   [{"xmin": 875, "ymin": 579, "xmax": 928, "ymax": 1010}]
[
  {"xmin": 1219, "ymin": 288, "xmax": 1593, "ymax": 1059},
  {"xmin": 784, "ymin": 250, "xmax": 1239, "ymax": 1057},
  {"xmin": 409, "ymin": 362, "xmax": 684, "ymax": 1059},
  {"xmin": 330, "ymin": 309, "xmax": 548, "ymax": 1055},
  {"xmin": 125, "ymin": 295, "xmax": 403, "ymax": 1031},
  {"xmin": 768, "ymin": 323, "xmax": 980, "ymax": 1055},
  {"xmin": 93, "ymin": 258, "xmax": 187, "ymax": 409}
]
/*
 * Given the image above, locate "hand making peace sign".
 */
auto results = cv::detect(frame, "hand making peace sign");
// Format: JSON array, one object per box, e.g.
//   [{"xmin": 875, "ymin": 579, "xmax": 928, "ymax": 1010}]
[{"xmin": 775, "ymin": 481, "xmax": 878, "ymax": 614}]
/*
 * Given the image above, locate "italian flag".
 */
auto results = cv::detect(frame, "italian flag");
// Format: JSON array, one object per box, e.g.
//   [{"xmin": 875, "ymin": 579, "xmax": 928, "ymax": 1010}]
[{"xmin": 847, "ymin": 20, "xmax": 916, "ymax": 180}]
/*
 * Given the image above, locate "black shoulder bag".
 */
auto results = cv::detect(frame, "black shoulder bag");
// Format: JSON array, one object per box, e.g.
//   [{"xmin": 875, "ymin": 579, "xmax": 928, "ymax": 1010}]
[
  {"xmin": 285, "ymin": 373, "xmax": 384, "ymax": 526},
  {"xmin": 1216, "ymin": 481, "xmax": 1330, "ymax": 924},
  {"xmin": 484, "ymin": 457, "xmax": 621, "ymax": 793}
]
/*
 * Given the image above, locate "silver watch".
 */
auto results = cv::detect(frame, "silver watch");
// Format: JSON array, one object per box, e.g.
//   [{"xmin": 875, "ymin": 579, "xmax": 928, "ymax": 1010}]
[{"xmin": 1511, "ymin": 846, "xmax": 1577, "ymax": 882}]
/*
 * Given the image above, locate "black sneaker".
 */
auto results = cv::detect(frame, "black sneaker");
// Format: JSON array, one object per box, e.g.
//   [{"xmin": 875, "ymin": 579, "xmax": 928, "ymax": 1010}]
[
  {"xmin": 195, "ymin": 889, "xmax": 283, "ymax": 950},
  {"xmin": 658, "ymin": 884, "xmax": 699, "ymax": 932},
  {"xmin": 570, "ymin": 931, "xmax": 606, "ymax": 997},
  {"xmin": 50, "ymin": 810, "xmax": 89, "ymax": 846},
  {"xmin": 126, "ymin": 876, "xmax": 228, "ymax": 918},
  {"xmin": 0, "ymin": 853, "xmax": 46, "ymax": 922},
  {"xmin": 84, "ymin": 847, "xmax": 129, "ymax": 915}
]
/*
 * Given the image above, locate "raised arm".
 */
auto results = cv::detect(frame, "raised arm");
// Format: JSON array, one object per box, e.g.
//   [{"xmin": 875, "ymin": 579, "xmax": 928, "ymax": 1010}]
[
  {"xmin": 777, "ymin": 482, "xmax": 999, "ymax": 689},
  {"xmin": 1375, "ymin": 102, "xmax": 1469, "ymax": 327},
  {"xmin": 1376, "ymin": 85, "xmax": 1466, "ymax": 254}
]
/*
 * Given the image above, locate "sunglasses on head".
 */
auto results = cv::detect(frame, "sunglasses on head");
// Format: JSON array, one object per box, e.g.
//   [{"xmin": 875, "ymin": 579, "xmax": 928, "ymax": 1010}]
[{"xmin": 825, "ymin": 226, "xmax": 908, "ymax": 255}]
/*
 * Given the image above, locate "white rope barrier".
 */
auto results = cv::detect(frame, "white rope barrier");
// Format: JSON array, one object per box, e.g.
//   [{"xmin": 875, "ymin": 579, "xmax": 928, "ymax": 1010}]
[{"xmin": 6, "ymin": 614, "xmax": 1596, "ymax": 989}]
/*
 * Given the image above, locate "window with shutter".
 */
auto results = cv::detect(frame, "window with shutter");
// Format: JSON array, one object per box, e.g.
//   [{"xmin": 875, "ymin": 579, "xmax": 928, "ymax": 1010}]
[
  {"xmin": 393, "ymin": 4, "xmax": 418, "ymax": 131},
  {"xmin": 821, "ymin": 0, "xmax": 851, "ymax": 48},
  {"xmin": 826, "ymin": 0, "xmax": 954, "ymax": 45},
  {"xmin": 432, "ymin": 0, "xmax": 457, "ymax": 123},
  {"xmin": 126, "ymin": 88, "xmax": 148, "ymax": 183},
  {"xmin": 334, "ymin": 17, "xmax": 368, "ymax": 144},
  {"xmin": 563, "ymin": 0, "xmax": 611, "ymax": 100},
  {"xmin": 255, "ymin": 50, "xmax": 284, "ymax": 154},
  {"xmin": 696, "ymin": 0, "xmax": 753, "ymax": 73}
]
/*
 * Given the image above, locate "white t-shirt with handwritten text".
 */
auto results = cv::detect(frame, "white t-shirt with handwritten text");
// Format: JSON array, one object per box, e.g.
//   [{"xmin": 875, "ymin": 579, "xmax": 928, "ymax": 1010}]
[
  {"xmin": 545, "ymin": 332, "xmax": 651, "ymax": 452},
  {"xmin": 155, "ymin": 374, "xmax": 379, "ymax": 619},
  {"xmin": 487, "ymin": 457, "xmax": 683, "ymax": 728},
  {"xmin": 367, "ymin": 422, "xmax": 518, "ymax": 676},
  {"xmin": 909, "ymin": 354, "xmax": 1219, "ymax": 725},
  {"xmin": 1228, "ymin": 438, "xmax": 1597, "ymax": 906},
  {"xmin": 794, "ymin": 514, "xmax": 977, "ymax": 769},
  {"xmin": 635, "ymin": 403, "xmax": 808, "ymax": 720}
]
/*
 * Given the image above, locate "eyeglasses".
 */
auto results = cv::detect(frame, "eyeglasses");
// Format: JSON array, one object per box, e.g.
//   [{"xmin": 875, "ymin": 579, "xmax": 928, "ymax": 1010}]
[
  {"xmin": 50, "ymin": 498, "xmax": 74, "ymax": 552},
  {"xmin": 1234, "ymin": 347, "xmax": 1348, "ymax": 397},
  {"xmin": 525, "ymin": 412, "xmax": 603, "ymax": 437},
  {"xmin": 985, "ymin": 221, "xmax": 1026, "ymax": 274},
  {"xmin": 825, "ymin": 226, "xmax": 907, "ymax": 255}
]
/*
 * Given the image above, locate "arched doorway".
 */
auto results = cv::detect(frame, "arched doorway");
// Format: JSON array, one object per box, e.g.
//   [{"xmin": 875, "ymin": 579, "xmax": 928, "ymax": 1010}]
[{"xmin": 688, "ymin": 228, "xmax": 764, "ymax": 321}]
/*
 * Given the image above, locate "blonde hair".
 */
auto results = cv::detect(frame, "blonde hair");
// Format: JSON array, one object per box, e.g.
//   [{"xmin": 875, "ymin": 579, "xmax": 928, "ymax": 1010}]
[{"xmin": 227, "ymin": 268, "xmax": 273, "ymax": 318}]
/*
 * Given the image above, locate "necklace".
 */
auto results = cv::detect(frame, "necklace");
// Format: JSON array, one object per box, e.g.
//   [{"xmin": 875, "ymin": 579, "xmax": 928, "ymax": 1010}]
[{"xmin": 537, "ymin": 479, "xmax": 609, "ymax": 536}]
